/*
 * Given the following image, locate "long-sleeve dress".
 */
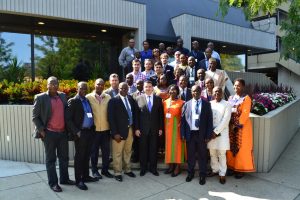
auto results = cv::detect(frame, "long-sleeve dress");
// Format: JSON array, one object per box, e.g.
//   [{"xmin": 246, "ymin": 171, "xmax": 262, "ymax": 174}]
[
  {"xmin": 227, "ymin": 95, "xmax": 255, "ymax": 172},
  {"xmin": 163, "ymin": 98, "xmax": 185, "ymax": 164}
]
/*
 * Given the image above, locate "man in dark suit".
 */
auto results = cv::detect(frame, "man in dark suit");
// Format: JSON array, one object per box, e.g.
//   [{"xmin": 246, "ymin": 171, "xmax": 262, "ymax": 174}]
[
  {"xmin": 174, "ymin": 38, "xmax": 190, "ymax": 55},
  {"xmin": 181, "ymin": 85, "xmax": 213, "ymax": 185},
  {"xmin": 32, "ymin": 76, "xmax": 75, "ymax": 192},
  {"xmin": 108, "ymin": 82, "xmax": 137, "ymax": 182},
  {"xmin": 134, "ymin": 81, "xmax": 164, "ymax": 176},
  {"xmin": 188, "ymin": 41, "xmax": 205, "ymax": 67},
  {"xmin": 179, "ymin": 75, "xmax": 192, "ymax": 102},
  {"xmin": 186, "ymin": 56, "xmax": 200, "ymax": 86},
  {"xmin": 199, "ymin": 48, "xmax": 221, "ymax": 71},
  {"xmin": 66, "ymin": 82, "xmax": 98, "ymax": 191}
]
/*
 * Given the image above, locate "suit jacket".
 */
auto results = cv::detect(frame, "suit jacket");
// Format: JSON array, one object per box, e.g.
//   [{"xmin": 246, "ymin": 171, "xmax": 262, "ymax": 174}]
[
  {"xmin": 104, "ymin": 87, "xmax": 119, "ymax": 98},
  {"xmin": 65, "ymin": 95, "xmax": 94, "ymax": 137},
  {"xmin": 134, "ymin": 94, "xmax": 164, "ymax": 135},
  {"xmin": 199, "ymin": 58, "xmax": 222, "ymax": 71},
  {"xmin": 180, "ymin": 88, "xmax": 192, "ymax": 102},
  {"xmin": 180, "ymin": 98, "xmax": 213, "ymax": 142},
  {"xmin": 32, "ymin": 91, "xmax": 67, "ymax": 138},
  {"xmin": 108, "ymin": 95, "xmax": 136, "ymax": 140},
  {"xmin": 164, "ymin": 65, "xmax": 175, "ymax": 85},
  {"xmin": 188, "ymin": 50, "xmax": 205, "ymax": 66}
]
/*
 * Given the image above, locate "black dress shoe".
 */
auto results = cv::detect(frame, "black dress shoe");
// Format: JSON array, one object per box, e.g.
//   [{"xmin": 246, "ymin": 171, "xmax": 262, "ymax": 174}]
[
  {"xmin": 234, "ymin": 172, "xmax": 244, "ymax": 179},
  {"xmin": 219, "ymin": 176, "xmax": 226, "ymax": 184},
  {"xmin": 60, "ymin": 179, "xmax": 76, "ymax": 185},
  {"xmin": 84, "ymin": 176, "xmax": 99, "ymax": 182},
  {"xmin": 101, "ymin": 170, "xmax": 114, "ymax": 178},
  {"xmin": 199, "ymin": 176, "xmax": 206, "ymax": 185},
  {"xmin": 125, "ymin": 172, "xmax": 136, "ymax": 178},
  {"xmin": 115, "ymin": 175, "xmax": 123, "ymax": 182},
  {"xmin": 186, "ymin": 174, "xmax": 194, "ymax": 182},
  {"xmin": 226, "ymin": 169, "xmax": 234, "ymax": 176},
  {"xmin": 92, "ymin": 171, "xmax": 103, "ymax": 179},
  {"xmin": 50, "ymin": 184, "xmax": 62, "ymax": 192},
  {"xmin": 76, "ymin": 181, "xmax": 88, "ymax": 190},
  {"xmin": 140, "ymin": 170, "xmax": 146, "ymax": 176},
  {"xmin": 151, "ymin": 171, "xmax": 159, "ymax": 176}
]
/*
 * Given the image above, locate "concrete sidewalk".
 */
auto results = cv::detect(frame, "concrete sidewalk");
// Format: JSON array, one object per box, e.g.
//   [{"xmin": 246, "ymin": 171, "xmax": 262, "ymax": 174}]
[{"xmin": 1, "ymin": 129, "xmax": 300, "ymax": 200}]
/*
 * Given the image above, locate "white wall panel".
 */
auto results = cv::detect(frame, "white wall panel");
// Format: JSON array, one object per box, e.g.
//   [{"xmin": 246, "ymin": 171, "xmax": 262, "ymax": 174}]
[{"xmin": 171, "ymin": 14, "xmax": 276, "ymax": 51}]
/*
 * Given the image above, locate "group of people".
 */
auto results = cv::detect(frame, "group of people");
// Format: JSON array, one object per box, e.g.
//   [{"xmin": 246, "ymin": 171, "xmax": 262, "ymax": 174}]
[{"xmin": 32, "ymin": 38, "xmax": 255, "ymax": 193}]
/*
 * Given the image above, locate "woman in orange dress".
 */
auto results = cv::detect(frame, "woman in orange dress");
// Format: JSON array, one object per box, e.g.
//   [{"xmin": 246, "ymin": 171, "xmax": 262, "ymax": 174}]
[
  {"xmin": 163, "ymin": 85, "xmax": 185, "ymax": 177},
  {"xmin": 227, "ymin": 78, "xmax": 255, "ymax": 178}
]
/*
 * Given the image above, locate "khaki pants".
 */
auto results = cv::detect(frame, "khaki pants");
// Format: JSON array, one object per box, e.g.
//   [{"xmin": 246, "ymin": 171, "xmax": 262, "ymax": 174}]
[{"xmin": 112, "ymin": 127, "xmax": 133, "ymax": 176}]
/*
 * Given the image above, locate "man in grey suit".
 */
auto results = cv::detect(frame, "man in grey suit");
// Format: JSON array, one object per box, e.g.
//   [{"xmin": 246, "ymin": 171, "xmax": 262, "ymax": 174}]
[
  {"xmin": 135, "ymin": 81, "xmax": 164, "ymax": 176},
  {"xmin": 32, "ymin": 76, "xmax": 75, "ymax": 192},
  {"xmin": 181, "ymin": 85, "xmax": 213, "ymax": 185},
  {"xmin": 104, "ymin": 73, "xmax": 119, "ymax": 98}
]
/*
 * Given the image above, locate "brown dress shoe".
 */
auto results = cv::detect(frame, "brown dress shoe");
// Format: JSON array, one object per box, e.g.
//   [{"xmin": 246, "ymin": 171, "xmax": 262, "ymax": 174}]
[{"xmin": 219, "ymin": 176, "xmax": 226, "ymax": 184}]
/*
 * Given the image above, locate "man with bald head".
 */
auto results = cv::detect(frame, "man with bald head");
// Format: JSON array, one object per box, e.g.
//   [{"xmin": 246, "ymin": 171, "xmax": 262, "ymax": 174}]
[
  {"xmin": 66, "ymin": 82, "xmax": 98, "ymax": 191},
  {"xmin": 86, "ymin": 79, "xmax": 113, "ymax": 179},
  {"xmin": 108, "ymin": 82, "xmax": 137, "ymax": 182},
  {"xmin": 33, "ymin": 76, "xmax": 75, "ymax": 192}
]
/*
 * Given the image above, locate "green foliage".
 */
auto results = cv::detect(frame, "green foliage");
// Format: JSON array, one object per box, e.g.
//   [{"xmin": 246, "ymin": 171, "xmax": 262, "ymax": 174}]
[
  {"xmin": 0, "ymin": 57, "xmax": 26, "ymax": 83},
  {"xmin": 0, "ymin": 79, "xmax": 110, "ymax": 104},
  {"xmin": 35, "ymin": 36, "xmax": 110, "ymax": 80},
  {"xmin": 220, "ymin": 54, "xmax": 244, "ymax": 71},
  {"xmin": 218, "ymin": 0, "xmax": 287, "ymax": 19},
  {"xmin": 218, "ymin": 0, "xmax": 300, "ymax": 61},
  {"xmin": 0, "ymin": 33, "xmax": 14, "ymax": 65},
  {"xmin": 280, "ymin": 0, "xmax": 300, "ymax": 61}
]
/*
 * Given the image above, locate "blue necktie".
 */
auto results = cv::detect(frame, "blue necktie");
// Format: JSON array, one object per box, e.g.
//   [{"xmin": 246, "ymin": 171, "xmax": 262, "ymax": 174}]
[
  {"xmin": 147, "ymin": 96, "xmax": 152, "ymax": 112},
  {"xmin": 195, "ymin": 100, "xmax": 200, "ymax": 128},
  {"xmin": 124, "ymin": 97, "xmax": 133, "ymax": 125}
]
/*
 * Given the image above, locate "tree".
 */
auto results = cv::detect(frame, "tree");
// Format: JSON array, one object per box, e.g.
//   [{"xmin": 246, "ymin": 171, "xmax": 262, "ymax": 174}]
[
  {"xmin": 0, "ymin": 33, "xmax": 14, "ymax": 66},
  {"xmin": 218, "ymin": 0, "xmax": 300, "ymax": 61},
  {"xmin": 220, "ymin": 54, "xmax": 244, "ymax": 72},
  {"xmin": 0, "ymin": 57, "xmax": 25, "ymax": 83},
  {"xmin": 34, "ymin": 36, "xmax": 60, "ymax": 78},
  {"xmin": 280, "ymin": 0, "xmax": 300, "ymax": 61}
]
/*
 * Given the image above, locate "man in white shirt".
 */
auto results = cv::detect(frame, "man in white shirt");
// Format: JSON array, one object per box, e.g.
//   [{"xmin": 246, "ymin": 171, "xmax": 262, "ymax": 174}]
[
  {"xmin": 205, "ymin": 58, "xmax": 228, "ymax": 91},
  {"xmin": 207, "ymin": 86, "xmax": 231, "ymax": 184}
]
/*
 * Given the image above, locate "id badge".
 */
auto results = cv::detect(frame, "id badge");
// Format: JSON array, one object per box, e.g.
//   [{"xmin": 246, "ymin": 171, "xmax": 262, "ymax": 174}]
[
  {"xmin": 166, "ymin": 113, "xmax": 171, "ymax": 119},
  {"xmin": 189, "ymin": 77, "xmax": 195, "ymax": 82},
  {"xmin": 87, "ymin": 113, "xmax": 93, "ymax": 118},
  {"xmin": 193, "ymin": 114, "xmax": 199, "ymax": 120},
  {"xmin": 195, "ymin": 59, "xmax": 198, "ymax": 62},
  {"xmin": 231, "ymin": 108, "xmax": 237, "ymax": 113},
  {"xmin": 131, "ymin": 54, "xmax": 134, "ymax": 58}
]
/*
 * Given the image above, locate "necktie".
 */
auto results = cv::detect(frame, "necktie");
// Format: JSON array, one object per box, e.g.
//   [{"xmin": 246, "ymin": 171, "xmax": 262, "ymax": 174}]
[
  {"xmin": 147, "ymin": 96, "xmax": 152, "ymax": 112},
  {"xmin": 195, "ymin": 100, "xmax": 200, "ymax": 128},
  {"xmin": 124, "ymin": 97, "xmax": 133, "ymax": 125}
]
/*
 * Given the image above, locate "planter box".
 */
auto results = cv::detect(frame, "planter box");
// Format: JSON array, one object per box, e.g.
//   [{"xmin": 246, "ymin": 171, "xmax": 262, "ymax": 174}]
[
  {"xmin": 251, "ymin": 98, "xmax": 300, "ymax": 172},
  {"xmin": 0, "ymin": 105, "xmax": 75, "ymax": 164}
]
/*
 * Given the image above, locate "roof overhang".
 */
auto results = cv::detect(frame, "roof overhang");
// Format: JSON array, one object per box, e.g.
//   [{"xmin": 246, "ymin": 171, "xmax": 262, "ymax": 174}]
[
  {"xmin": 0, "ymin": 0, "xmax": 146, "ymax": 49},
  {"xmin": 171, "ymin": 14, "xmax": 276, "ymax": 53}
]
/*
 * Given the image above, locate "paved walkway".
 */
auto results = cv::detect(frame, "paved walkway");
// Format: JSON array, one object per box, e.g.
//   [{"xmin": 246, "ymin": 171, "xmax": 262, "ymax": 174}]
[{"xmin": 1, "ymin": 129, "xmax": 300, "ymax": 200}]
